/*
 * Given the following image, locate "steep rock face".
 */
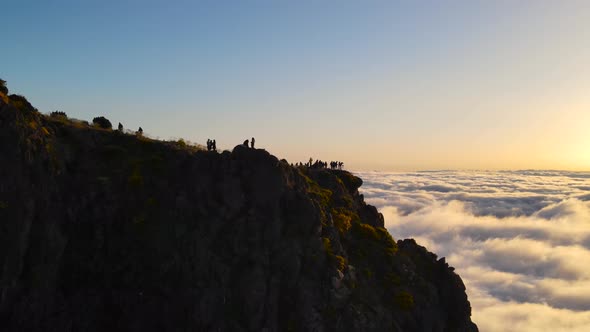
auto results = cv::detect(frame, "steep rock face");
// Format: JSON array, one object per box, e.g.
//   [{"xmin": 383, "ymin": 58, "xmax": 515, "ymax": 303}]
[{"xmin": 0, "ymin": 95, "xmax": 478, "ymax": 331}]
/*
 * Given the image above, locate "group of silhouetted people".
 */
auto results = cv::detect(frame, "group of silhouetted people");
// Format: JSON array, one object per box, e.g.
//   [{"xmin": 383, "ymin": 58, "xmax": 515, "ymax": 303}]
[
  {"xmin": 115, "ymin": 122, "xmax": 142, "ymax": 136},
  {"xmin": 330, "ymin": 161, "xmax": 344, "ymax": 170},
  {"xmin": 207, "ymin": 139, "xmax": 217, "ymax": 151},
  {"xmin": 206, "ymin": 137, "xmax": 256, "ymax": 152},
  {"xmin": 296, "ymin": 158, "xmax": 344, "ymax": 170},
  {"xmin": 243, "ymin": 137, "xmax": 255, "ymax": 149}
]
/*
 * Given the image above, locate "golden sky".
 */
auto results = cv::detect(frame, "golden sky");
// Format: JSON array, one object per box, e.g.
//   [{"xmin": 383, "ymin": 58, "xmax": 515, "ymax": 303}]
[{"xmin": 3, "ymin": 1, "xmax": 590, "ymax": 170}]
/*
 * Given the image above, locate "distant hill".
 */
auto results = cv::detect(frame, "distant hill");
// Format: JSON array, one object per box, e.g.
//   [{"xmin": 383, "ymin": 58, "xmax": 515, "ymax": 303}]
[{"xmin": 0, "ymin": 86, "xmax": 477, "ymax": 331}]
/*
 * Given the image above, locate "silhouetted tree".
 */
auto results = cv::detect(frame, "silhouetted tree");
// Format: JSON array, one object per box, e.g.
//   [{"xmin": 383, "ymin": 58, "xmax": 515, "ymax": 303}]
[
  {"xmin": 0, "ymin": 79, "xmax": 7, "ymax": 94},
  {"xmin": 118, "ymin": 122, "xmax": 123, "ymax": 131},
  {"xmin": 50, "ymin": 111, "xmax": 67, "ymax": 118},
  {"xmin": 92, "ymin": 116, "xmax": 112, "ymax": 129}
]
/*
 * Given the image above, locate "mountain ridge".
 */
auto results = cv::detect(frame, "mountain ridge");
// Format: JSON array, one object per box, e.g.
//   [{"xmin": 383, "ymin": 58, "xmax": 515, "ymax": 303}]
[{"xmin": 0, "ymin": 88, "xmax": 478, "ymax": 331}]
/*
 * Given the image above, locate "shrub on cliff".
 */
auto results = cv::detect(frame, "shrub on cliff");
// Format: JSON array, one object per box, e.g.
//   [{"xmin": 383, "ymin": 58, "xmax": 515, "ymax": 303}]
[
  {"xmin": 92, "ymin": 116, "xmax": 112, "ymax": 129},
  {"xmin": 332, "ymin": 207, "xmax": 359, "ymax": 235},
  {"xmin": 50, "ymin": 111, "xmax": 67, "ymax": 118},
  {"xmin": 394, "ymin": 290, "xmax": 415, "ymax": 310},
  {"xmin": 302, "ymin": 173, "xmax": 332, "ymax": 206},
  {"xmin": 176, "ymin": 138, "xmax": 187, "ymax": 148},
  {"xmin": 0, "ymin": 79, "xmax": 7, "ymax": 95},
  {"xmin": 349, "ymin": 222, "xmax": 398, "ymax": 263},
  {"xmin": 8, "ymin": 94, "xmax": 37, "ymax": 113},
  {"xmin": 334, "ymin": 170, "xmax": 363, "ymax": 192},
  {"xmin": 322, "ymin": 237, "xmax": 347, "ymax": 271}
]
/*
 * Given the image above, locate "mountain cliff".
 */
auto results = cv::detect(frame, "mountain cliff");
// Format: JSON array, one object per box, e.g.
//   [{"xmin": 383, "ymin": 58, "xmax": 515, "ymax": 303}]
[{"xmin": 0, "ymin": 89, "xmax": 478, "ymax": 331}]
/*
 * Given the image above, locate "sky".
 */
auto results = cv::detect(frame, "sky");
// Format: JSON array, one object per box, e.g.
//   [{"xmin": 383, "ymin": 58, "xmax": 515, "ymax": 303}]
[
  {"xmin": 2, "ymin": 1, "xmax": 590, "ymax": 171},
  {"xmin": 359, "ymin": 170, "xmax": 590, "ymax": 332}
]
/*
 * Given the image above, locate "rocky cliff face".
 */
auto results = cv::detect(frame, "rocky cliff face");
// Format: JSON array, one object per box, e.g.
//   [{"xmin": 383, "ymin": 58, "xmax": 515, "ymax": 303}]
[{"xmin": 0, "ymin": 93, "xmax": 478, "ymax": 331}]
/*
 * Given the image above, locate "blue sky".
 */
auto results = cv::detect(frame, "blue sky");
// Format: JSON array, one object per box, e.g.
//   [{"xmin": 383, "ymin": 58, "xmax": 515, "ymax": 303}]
[{"xmin": 3, "ymin": 1, "xmax": 590, "ymax": 170}]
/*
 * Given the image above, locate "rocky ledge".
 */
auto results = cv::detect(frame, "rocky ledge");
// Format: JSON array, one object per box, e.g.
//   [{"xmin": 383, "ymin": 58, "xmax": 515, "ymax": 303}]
[{"xmin": 0, "ymin": 90, "xmax": 477, "ymax": 331}]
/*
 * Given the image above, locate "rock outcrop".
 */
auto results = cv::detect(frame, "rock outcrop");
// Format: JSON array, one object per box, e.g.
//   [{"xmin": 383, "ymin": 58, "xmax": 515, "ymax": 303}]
[{"xmin": 0, "ymin": 91, "xmax": 478, "ymax": 331}]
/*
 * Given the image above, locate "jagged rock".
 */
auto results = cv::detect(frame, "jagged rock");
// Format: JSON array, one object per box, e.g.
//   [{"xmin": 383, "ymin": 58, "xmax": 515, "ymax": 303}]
[{"xmin": 0, "ymin": 93, "xmax": 477, "ymax": 331}]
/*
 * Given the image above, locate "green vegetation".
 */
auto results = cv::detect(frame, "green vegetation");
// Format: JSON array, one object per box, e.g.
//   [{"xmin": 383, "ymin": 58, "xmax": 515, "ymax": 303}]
[
  {"xmin": 352, "ymin": 222, "xmax": 379, "ymax": 240},
  {"xmin": 92, "ymin": 116, "xmax": 112, "ymax": 129},
  {"xmin": 302, "ymin": 173, "xmax": 332, "ymax": 206},
  {"xmin": 394, "ymin": 290, "xmax": 415, "ymax": 310},
  {"xmin": 297, "ymin": 169, "xmax": 403, "ymax": 294},
  {"xmin": 333, "ymin": 255, "xmax": 347, "ymax": 272},
  {"xmin": 50, "ymin": 111, "xmax": 67, "ymax": 118},
  {"xmin": 333, "ymin": 170, "xmax": 363, "ymax": 192},
  {"xmin": 350, "ymin": 222, "xmax": 397, "ymax": 257},
  {"xmin": 9, "ymin": 94, "xmax": 37, "ymax": 113},
  {"xmin": 0, "ymin": 78, "xmax": 7, "ymax": 95},
  {"xmin": 322, "ymin": 237, "xmax": 332, "ymax": 253},
  {"xmin": 28, "ymin": 120, "xmax": 38, "ymax": 130},
  {"xmin": 171, "ymin": 138, "xmax": 204, "ymax": 151},
  {"xmin": 331, "ymin": 207, "xmax": 359, "ymax": 235},
  {"xmin": 176, "ymin": 138, "xmax": 187, "ymax": 148},
  {"xmin": 322, "ymin": 237, "xmax": 347, "ymax": 272},
  {"xmin": 346, "ymin": 220, "xmax": 402, "ymax": 308}
]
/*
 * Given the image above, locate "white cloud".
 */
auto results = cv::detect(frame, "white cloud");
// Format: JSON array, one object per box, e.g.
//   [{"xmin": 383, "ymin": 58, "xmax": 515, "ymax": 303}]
[
  {"xmin": 357, "ymin": 170, "xmax": 590, "ymax": 332},
  {"xmin": 474, "ymin": 300, "xmax": 590, "ymax": 332}
]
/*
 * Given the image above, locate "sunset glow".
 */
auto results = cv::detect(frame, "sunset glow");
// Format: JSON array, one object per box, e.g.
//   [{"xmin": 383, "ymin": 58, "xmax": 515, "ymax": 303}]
[
  {"xmin": 3, "ymin": 1, "xmax": 589, "ymax": 171},
  {"xmin": 3, "ymin": 1, "xmax": 590, "ymax": 331}
]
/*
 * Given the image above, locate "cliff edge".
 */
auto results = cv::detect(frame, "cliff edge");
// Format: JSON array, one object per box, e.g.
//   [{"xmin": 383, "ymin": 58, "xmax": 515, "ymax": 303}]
[{"xmin": 0, "ymin": 90, "xmax": 478, "ymax": 331}]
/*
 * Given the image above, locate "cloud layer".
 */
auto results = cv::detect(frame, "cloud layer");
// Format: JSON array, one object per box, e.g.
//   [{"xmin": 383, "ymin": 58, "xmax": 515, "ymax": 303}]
[{"xmin": 357, "ymin": 170, "xmax": 590, "ymax": 332}]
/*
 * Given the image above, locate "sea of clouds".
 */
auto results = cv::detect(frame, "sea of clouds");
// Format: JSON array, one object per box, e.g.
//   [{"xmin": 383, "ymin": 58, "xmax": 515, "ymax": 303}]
[{"xmin": 356, "ymin": 170, "xmax": 590, "ymax": 332}]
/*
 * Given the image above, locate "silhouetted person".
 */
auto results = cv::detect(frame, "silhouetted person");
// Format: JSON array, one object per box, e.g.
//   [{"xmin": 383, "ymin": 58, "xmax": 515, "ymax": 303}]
[
  {"xmin": 212, "ymin": 139, "xmax": 217, "ymax": 151},
  {"xmin": 118, "ymin": 122, "xmax": 123, "ymax": 131},
  {"xmin": 243, "ymin": 139, "xmax": 249, "ymax": 147},
  {"xmin": 251, "ymin": 137, "xmax": 255, "ymax": 149},
  {"xmin": 137, "ymin": 127, "xmax": 143, "ymax": 136},
  {"xmin": 207, "ymin": 139, "xmax": 211, "ymax": 151}
]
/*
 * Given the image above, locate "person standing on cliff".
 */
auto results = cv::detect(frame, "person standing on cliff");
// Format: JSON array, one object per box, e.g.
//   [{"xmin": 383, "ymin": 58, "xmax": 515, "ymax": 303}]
[{"xmin": 251, "ymin": 137, "xmax": 255, "ymax": 149}]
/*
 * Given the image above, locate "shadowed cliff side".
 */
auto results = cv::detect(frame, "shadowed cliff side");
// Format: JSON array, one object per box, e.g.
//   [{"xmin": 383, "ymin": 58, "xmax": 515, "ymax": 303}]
[{"xmin": 0, "ymin": 90, "xmax": 477, "ymax": 332}]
